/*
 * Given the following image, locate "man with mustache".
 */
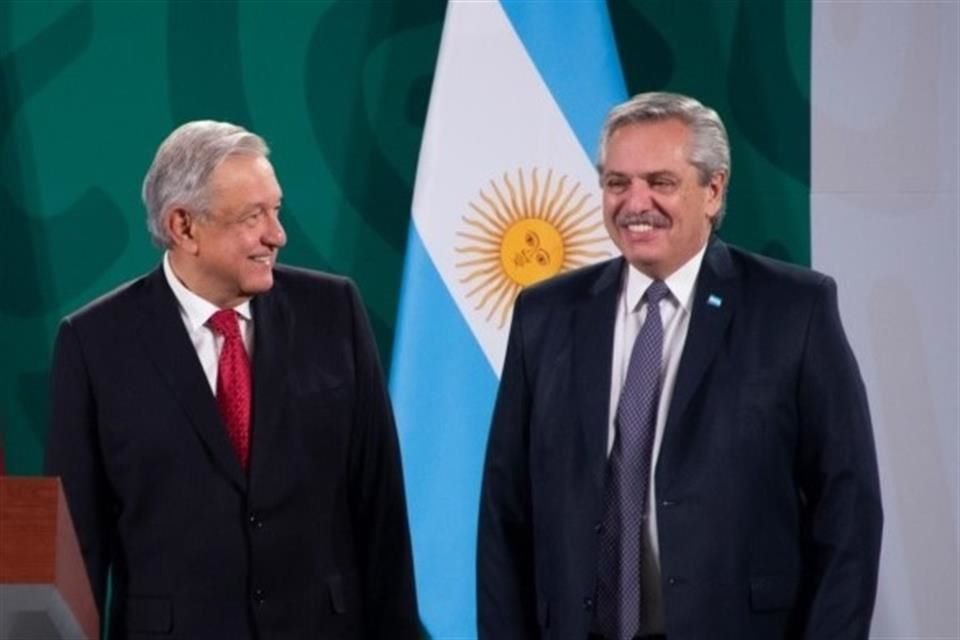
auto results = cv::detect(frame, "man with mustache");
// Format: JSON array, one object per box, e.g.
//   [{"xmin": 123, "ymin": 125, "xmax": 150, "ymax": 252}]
[
  {"xmin": 478, "ymin": 92, "xmax": 882, "ymax": 639},
  {"xmin": 45, "ymin": 121, "xmax": 419, "ymax": 639}
]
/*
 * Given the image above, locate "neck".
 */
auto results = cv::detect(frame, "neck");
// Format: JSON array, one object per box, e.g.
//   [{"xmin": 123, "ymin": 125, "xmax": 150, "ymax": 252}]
[{"xmin": 167, "ymin": 250, "xmax": 250, "ymax": 309}]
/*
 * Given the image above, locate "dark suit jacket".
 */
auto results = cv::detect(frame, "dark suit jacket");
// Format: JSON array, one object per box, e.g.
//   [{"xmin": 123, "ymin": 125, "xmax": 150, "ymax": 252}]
[
  {"xmin": 478, "ymin": 238, "xmax": 883, "ymax": 640},
  {"xmin": 45, "ymin": 264, "xmax": 419, "ymax": 640}
]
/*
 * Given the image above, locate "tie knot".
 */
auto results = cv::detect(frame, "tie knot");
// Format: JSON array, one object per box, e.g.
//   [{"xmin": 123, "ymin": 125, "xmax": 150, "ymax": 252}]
[
  {"xmin": 208, "ymin": 309, "xmax": 241, "ymax": 339},
  {"xmin": 645, "ymin": 280, "xmax": 670, "ymax": 305}
]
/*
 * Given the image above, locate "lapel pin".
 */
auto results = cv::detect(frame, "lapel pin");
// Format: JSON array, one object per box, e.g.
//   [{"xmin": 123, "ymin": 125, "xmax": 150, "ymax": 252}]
[{"xmin": 707, "ymin": 294, "xmax": 723, "ymax": 308}]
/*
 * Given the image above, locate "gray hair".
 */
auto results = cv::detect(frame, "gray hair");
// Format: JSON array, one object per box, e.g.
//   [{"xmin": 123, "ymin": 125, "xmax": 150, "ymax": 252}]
[
  {"xmin": 597, "ymin": 92, "xmax": 731, "ymax": 228},
  {"xmin": 142, "ymin": 120, "xmax": 269, "ymax": 247}
]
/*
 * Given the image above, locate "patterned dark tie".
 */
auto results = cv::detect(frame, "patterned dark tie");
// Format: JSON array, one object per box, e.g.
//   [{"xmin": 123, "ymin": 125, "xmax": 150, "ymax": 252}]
[
  {"xmin": 208, "ymin": 309, "xmax": 251, "ymax": 469},
  {"xmin": 596, "ymin": 280, "xmax": 670, "ymax": 640}
]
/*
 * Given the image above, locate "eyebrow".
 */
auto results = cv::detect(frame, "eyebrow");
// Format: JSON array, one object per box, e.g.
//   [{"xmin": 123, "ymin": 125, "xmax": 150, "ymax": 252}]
[
  {"xmin": 646, "ymin": 170, "xmax": 680, "ymax": 180},
  {"xmin": 240, "ymin": 198, "xmax": 283, "ymax": 213},
  {"xmin": 602, "ymin": 170, "xmax": 680, "ymax": 180}
]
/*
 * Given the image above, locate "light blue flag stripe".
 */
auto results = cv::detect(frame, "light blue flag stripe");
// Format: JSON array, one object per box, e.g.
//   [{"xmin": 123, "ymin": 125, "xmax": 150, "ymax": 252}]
[
  {"xmin": 392, "ymin": 3, "xmax": 626, "ymax": 637},
  {"xmin": 390, "ymin": 226, "xmax": 498, "ymax": 637},
  {"xmin": 500, "ymin": 0, "xmax": 628, "ymax": 162}
]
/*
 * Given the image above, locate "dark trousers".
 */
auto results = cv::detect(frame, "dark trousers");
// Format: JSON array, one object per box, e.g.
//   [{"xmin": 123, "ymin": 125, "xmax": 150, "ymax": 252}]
[{"xmin": 588, "ymin": 634, "xmax": 666, "ymax": 640}]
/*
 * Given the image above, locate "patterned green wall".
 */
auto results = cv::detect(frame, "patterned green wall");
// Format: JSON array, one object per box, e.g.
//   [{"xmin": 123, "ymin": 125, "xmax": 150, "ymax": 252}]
[
  {"xmin": 0, "ymin": 0, "xmax": 808, "ymax": 477},
  {"xmin": 0, "ymin": 0, "xmax": 446, "ymax": 474},
  {"xmin": 610, "ymin": 0, "xmax": 810, "ymax": 264}
]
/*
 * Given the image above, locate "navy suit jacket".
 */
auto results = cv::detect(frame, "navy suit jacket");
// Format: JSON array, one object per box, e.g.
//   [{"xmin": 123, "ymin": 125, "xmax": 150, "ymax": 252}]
[
  {"xmin": 45, "ymin": 265, "xmax": 419, "ymax": 640},
  {"xmin": 478, "ymin": 238, "xmax": 882, "ymax": 639}
]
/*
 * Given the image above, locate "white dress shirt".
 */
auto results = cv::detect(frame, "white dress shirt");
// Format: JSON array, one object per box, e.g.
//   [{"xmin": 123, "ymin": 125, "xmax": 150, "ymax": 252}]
[
  {"xmin": 162, "ymin": 253, "xmax": 253, "ymax": 394},
  {"xmin": 606, "ymin": 242, "xmax": 707, "ymax": 634}
]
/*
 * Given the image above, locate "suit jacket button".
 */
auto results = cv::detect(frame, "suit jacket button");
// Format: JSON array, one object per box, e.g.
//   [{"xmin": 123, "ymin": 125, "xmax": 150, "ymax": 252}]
[
  {"xmin": 593, "ymin": 521, "xmax": 604, "ymax": 534},
  {"xmin": 583, "ymin": 597, "xmax": 594, "ymax": 611},
  {"xmin": 254, "ymin": 588, "xmax": 265, "ymax": 604}
]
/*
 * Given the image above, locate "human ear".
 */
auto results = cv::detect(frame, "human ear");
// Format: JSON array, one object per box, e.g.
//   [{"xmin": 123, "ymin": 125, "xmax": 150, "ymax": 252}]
[
  {"xmin": 166, "ymin": 207, "xmax": 199, "ymax": 254},
  {"xmin": 705, "ymin": 171, "xmax": 727, "ymax": 218}
]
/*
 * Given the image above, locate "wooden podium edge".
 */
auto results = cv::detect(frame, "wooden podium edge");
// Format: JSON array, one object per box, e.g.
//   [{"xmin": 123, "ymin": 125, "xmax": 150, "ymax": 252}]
[
  {"xmin": 0, "ymin": 477, "xmax": 100, "ymax": 640},
  {"xmin": 55, "ymin": 478, "xmax": 100, "ymax": 640}
]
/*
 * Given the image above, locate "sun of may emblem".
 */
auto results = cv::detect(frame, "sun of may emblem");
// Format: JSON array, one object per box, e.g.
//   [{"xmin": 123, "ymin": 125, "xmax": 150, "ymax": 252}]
[{"xmin": 456, "ymin": 168, "xmax": 611, "ymax": 327}]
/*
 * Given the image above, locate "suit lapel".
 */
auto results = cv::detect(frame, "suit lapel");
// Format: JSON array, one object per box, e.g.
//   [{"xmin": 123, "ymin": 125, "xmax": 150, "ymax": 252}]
[
  {"xmin": 136, "ymin": 267, "xmax": 247, "ymax": 491},
  {"xmin": 664, "ymin": 237, "xmax": 739, "ymax": 437},
  {"xmin": 573, "ymin": 259, "xmax": 623, "ymax": 487},
  {"xmin": 248, "ymin": 286, "xmax": 289, "ymax": 484}
]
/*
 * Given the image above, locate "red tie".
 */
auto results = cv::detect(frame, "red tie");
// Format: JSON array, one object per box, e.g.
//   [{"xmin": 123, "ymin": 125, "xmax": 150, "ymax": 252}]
[{"xmin": 208, "ymin": 309, "xmax": 251, "ymax": 469}]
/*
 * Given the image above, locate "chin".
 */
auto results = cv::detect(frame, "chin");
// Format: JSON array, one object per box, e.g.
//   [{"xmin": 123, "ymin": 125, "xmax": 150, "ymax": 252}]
[
  {"xmin": 624, "ymin": 248, "xmax": 664, "ymax": 269},
  {"xmin": 241, "ymin": 274, "xmax": 275, "ymax": 296}
]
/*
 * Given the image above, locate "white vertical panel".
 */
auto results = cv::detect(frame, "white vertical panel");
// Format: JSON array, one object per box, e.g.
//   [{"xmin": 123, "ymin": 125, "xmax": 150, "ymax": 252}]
[{"xmin": 812, "ymin": 2, "xmax": 960, "ymax": 636}]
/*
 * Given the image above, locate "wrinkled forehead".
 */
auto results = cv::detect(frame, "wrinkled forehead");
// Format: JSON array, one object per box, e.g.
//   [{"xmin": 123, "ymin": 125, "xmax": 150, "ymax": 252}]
[{"xmin": 602, "ymin": 119, "xmax": 695, "ymax": 173}]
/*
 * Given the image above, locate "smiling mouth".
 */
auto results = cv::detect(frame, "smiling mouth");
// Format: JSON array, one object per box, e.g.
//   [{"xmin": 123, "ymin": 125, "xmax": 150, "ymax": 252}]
[
  {"xmin": 250, "ymin": 255, "xmax": 273, "ymax": 265},
  {"xmin": 617, "ymin": 211, "xmax": 670, "ymax": 232}
]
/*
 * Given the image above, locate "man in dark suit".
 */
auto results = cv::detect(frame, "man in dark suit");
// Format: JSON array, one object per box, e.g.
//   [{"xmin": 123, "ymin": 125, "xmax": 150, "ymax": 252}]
[
  {"xmin": 478, "ymin": 93, "xmax": 882, "ymax": 639},
  {"xmin": 45, "ymin": 121, "xmax": 419, "ymax": 639}
]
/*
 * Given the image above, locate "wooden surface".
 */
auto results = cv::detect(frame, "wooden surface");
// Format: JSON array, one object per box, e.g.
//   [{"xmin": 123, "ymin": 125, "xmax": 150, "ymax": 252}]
[
  {"xmin": 0, "ymin": 477, "xmax": 59, "ymax": 583},
  {"xmin": 0, "ymin": 476, "xmax": 99, "ymax": 639}
]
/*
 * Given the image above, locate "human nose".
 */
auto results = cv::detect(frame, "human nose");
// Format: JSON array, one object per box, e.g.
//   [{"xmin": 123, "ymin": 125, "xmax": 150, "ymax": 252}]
[
  {"xmin": 622, "ymin": 178, "xmax": 654, "ymax": 210},
  {"xmin": 264, "ymin": 213, "xmax": 286, "ymax": 248}
]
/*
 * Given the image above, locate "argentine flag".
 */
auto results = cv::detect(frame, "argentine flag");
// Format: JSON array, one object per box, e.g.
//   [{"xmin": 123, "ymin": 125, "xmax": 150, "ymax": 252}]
[{"xmin": 390, "ymin": 1, "xmax": 626, "ymax": 636}]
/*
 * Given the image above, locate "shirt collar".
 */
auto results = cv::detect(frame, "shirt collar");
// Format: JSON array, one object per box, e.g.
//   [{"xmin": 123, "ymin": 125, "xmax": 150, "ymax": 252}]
[
  {"xmin": 623, "ymin": 240, "xmax": 709, "ymax": 313},
  {"xmin": 163, "ymin": 252, "xmax": 253, "ymax": 330}
]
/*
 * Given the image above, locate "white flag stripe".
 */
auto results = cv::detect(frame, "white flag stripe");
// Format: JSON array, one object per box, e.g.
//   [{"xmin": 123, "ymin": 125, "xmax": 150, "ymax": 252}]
[{"xmin": 412, "ymin": 1, "xmax": 617, "ymax": 373}]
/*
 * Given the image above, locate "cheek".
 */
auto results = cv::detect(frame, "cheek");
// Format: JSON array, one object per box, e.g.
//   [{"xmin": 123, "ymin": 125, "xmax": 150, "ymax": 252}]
[
  {"xmin": 672, "ymin": 194, "xmax": 703, "ymax": 223},
  {"xmin": 602, "ymin": 194, "xmax": 623, "ymax": 219},
  {"xmin": 684, "ymin": 186, "xmax": 713, "ymax": 212},
  {"xmin": 234, "ymin": 232, "xmax": 262, "ymax": 253},
  {"xmin": 602, "ymin": 207, "xmax": 620, "ymax": 237}
]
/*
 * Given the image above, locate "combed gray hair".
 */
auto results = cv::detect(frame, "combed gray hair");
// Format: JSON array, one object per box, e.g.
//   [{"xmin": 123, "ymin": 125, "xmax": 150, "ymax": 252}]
[
  {"xmin": 597, "ymin": 92, "xmax": 731, "ymax": 228},
  {"xmin": 142, "ymin": 120, "xmax": 269, "ymax": 247}
]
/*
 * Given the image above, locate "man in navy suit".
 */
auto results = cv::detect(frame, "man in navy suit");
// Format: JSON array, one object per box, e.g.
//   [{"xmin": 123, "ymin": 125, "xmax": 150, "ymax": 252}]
[
  {"xmin": 478, "ymin": 93, "xmax": 882, "ymax": 639},
  {"xmin": 45, "ymin": 121, "xmax": 419, "ymax": 639}
]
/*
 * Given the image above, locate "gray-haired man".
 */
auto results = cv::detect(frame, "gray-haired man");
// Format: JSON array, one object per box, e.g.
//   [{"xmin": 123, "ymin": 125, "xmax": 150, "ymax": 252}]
[
  {"xmin": 478, "ymin": 92, "xmax": 882, "ymax": 639},
  {"xmin": 46, "ymin": 121, "xmax": 419, "ymax": 639}
]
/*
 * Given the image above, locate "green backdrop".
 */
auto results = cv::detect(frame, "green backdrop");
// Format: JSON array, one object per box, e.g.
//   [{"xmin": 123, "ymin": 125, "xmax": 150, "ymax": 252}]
[{"xmin": 1, "ymin": 0, "xmax": 809, "ymax": 479}]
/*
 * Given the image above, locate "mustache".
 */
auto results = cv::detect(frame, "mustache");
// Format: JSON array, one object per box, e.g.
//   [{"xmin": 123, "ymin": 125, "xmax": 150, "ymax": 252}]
[{"xmin": 615, "ymin": 210, "xmax": 671, "ymax": 229}]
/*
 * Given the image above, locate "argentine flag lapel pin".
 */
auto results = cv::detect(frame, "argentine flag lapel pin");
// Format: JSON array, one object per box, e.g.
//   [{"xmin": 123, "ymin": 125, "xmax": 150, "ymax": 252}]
[{"xmin": 707, "ymin": 294, "xmax": 723, "ymax": 308}]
